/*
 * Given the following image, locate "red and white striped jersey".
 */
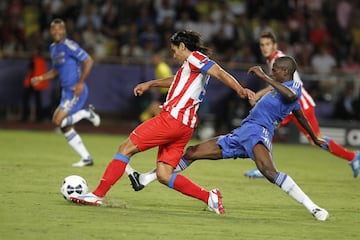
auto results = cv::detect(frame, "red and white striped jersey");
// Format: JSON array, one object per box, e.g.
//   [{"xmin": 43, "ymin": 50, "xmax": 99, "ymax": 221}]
[
  {"xmin": 267, "ymin": 50, "xmax": 316, "ymax": 111},
  {"xmin": 163, "ymin": 51, "xmax": 215, "ymax": 128}
]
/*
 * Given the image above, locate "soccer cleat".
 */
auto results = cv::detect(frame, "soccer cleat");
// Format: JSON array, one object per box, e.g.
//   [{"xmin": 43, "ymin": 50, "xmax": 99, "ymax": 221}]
[
  {"xmin": 244, "ymin": 168, "xmax": 265, "ymax": 178},
  {"xmin": 128, "ymin": 171, "xmax": 144, "ymax": 191},
  {"xmin": 349, "ymin": 151, "xmax": 360, "ymax": 178},
  {"xmin": 207, "ymin": 189, "xmax": 225, "ymax": 215},
  {"xmin": 72, "ymin": 158, "xmax": 94, "ymax": 167},
  {"xmin": 87, "ymin": 104, "xmax": 101, "ymax": 127},
  {"xmin": 70, "ymin": 192, "xmax": 103, "ymax": 206},
  {"xmin": 311, "ymin": 207, "xmax": 329, "ymax": 221}
]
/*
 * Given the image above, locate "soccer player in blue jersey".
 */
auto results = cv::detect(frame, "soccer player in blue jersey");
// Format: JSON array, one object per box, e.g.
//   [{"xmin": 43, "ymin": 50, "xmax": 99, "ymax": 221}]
[
  {"xmin": 128, "ymin": 56, "xmax": 329, "ymax": 220},
  {"xmin": 31, "ymin": 18, "xmax": 100, "ymax": 167}
]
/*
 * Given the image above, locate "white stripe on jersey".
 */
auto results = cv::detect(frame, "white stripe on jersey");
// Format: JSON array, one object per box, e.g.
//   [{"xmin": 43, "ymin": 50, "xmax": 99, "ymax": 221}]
[
  {"xmin": 163, "ymin": 51, "xmax": 212, "ymax": 128},
  {"xmin": 268, "ymin": 50, "xmax": 316, "ymax": 110}
]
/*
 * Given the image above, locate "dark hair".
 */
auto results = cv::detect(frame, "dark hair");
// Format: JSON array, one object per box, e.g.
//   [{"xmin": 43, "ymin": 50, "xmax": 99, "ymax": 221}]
[
  {"xmin": 260, "ymin": 31, "xmax": 277, "ymax": 43},
  {"xmin": 170, "ymin": 30, "xmax": 209, "ymax": 55}
]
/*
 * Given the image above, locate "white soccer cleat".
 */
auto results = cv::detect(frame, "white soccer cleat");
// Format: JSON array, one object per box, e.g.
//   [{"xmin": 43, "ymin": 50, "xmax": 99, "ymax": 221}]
[
  {"xmin": 72, "ymin": 158, "xmax": 94, "ymax": 167},
  {"xmin": 207, "ymin": 189, "xmax": 225, "ymax": 215},
  {"xmin": 87, "ymin": 104, "xmax": 101, "ymax": 127},
  {"xmin": 311, "ymin": 207, "xmax": 329, "ymax": 221},
  {"xmin": 70, "ymin": 192, "xmax": 103, "ymax": 206}
]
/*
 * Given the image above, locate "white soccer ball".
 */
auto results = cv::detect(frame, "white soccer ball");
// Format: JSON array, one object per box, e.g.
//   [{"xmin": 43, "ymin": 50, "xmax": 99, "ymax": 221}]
[{"xmin": 60, "ymin": 175, "xmax": 88, "ymax": 200}]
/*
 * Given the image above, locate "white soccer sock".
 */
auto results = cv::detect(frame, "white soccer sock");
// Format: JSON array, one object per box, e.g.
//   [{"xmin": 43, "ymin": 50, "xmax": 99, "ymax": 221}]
[
  {"xmin": 64, "ymin": 128, "xmax": 91, "ymax": 160},
  {"xmin": 139, "ymin": 157, "xmax": 191, "ymax": 186},
  {"xmin": 274, "ymin": 172, "xmax": 319, "ymax": 213},
  {"xmin": 125, "ymin": 164, "xmax": 135, "ymax": 174},
  {"xmin": 125, "ymin": 164, "xmax": 157, "ymax": 186},
  {"xmin": 61, "ymin": 109, "xmax": 90, "ymax": 128},
  {"xmin": 139, "ymin": 169, "xmax": 157, "ymax": 186}
]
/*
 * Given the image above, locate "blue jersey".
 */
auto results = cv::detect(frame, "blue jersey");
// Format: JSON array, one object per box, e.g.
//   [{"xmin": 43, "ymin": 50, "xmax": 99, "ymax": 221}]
[
  {"xmin": 242, "ymin": 80, "xmax": 302, "ymax": 134},
  {"xmin": 217, "ymin": 80, "xmax": 302, "ymax": 160},
  {"xmin": 50, "ymin": 38, "xmax": 89, "ymax": 89}
]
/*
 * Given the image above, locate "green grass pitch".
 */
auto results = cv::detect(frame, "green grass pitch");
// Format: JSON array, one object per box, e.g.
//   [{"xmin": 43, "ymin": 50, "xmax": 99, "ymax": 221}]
[{"xmin": 0, "ymin": 129, "xmax": 359, "ymax": 240}]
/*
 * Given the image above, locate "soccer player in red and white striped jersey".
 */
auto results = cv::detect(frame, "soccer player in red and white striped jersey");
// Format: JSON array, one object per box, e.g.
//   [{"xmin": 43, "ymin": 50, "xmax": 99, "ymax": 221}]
[
  {"xmin": 70, "ymin": 30, "xmax": 254, "ymax": 213},
  {"xmin": 244, "ymin": 31, "xmax": 360, "ymax": 178}
]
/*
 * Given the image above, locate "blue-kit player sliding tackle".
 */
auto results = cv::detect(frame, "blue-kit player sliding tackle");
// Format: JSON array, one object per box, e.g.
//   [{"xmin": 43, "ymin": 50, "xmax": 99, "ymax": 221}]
[
  {"xmin": 31, "ymin": 18, "xmax": 100, "ymax": 167},
  {"xmin": 126, "ymin": 56, "xmax": 329, "ymax": 221},
  {"xmin": 244, "ymin": 31, "xmax": 360, "ymax": 178}
]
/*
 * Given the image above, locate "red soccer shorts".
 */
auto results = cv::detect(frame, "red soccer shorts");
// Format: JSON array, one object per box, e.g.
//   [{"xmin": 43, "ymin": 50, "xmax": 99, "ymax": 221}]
[{"xmin": 130, "ymin": 110, "xmax": 194, "ymax": 168}]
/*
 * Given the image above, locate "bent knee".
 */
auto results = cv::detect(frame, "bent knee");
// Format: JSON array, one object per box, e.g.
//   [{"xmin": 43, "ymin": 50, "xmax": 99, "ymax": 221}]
[
  {"xmin": 52, "ymin": 117, "xmax": 62, "ymax": 126},
  {"xmin": 156, "ymin": 172, "xmax": 171, "ymax": 185}
]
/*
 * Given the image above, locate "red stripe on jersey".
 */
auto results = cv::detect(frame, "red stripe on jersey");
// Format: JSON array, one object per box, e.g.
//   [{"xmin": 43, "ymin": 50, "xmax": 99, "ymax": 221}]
[
  {"xmin": 164, "ymin": 63, "xmax": 200, "ymax": 110},
  {"xmin": 177, "ymin": 98, "xmax": 195, "ymax": 125},
  {"xmin": 192, "ymin": 51, "xmax": 209, "ymax": 65},
  {"xmin": 163, "ymin": 51, "xmax": 211, "ymax": 128},
  {"xmin": 267, "ymin": 50, "xmax": 284, "ymax": 68},
  {"xmin": 166, "ymin": 67, "xmax": 182, "ymax": 101},
  {"xmin": 300, "ymin": 86, "xmax": 316, "ymax": 110}
]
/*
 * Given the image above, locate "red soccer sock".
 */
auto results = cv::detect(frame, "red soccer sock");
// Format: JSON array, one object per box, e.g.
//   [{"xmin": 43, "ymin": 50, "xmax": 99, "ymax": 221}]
[
  {"xmin": 170, "ymin": 174, "xmax": 209, "ymax": 204},
  {"xmin": 327, "ymin": 138, "xmax": 356, "ymax": 162},
  {"xmin": 93, "ymin": 159, "xmax": 127, "ymax": 197}
]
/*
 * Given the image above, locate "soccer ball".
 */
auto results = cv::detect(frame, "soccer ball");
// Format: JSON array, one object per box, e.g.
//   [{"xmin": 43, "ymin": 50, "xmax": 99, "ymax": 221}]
[{"xmin": 60, "ymin": 175, "xmax": 88, "ymax": 200}]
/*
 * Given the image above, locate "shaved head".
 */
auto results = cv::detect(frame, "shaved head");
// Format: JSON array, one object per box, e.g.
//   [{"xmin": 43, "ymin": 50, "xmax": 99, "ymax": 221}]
[{"xmin": 275, "ymin": 56, "xmax": 297, "ymax": 76}]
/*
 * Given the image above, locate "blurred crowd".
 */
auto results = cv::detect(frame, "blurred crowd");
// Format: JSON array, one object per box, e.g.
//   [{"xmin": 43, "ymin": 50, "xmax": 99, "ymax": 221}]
[
  {"xmin": 1, "ymin": 0, "xmax": 360, "ymax": 121},
  {"xmin": 1, "ymin": 0, "xmax": 360, "ymax": 67}
]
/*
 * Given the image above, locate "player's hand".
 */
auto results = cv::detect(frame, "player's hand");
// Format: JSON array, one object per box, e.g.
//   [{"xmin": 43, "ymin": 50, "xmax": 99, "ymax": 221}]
[
  {"xmin": 237, "ymin": 88, "xmax": 255, "ymax": 100},
  {"xmin": 248, "ymin": 98, "xmax": 257, "ymax": 106},
  {"xmin": 72, "ymin": 82, "xmax": 84, "ymax": 97},
  {"xmin": 134, "ymin": 82, "xmax": 151, "ymax": 96},
  {"xmin": 248, "ymin": 66, "xmax": 266, "ymax": 79},
  {"xmin": 31, "ymin": 76, "xmax": 43, "ymax": 86}
]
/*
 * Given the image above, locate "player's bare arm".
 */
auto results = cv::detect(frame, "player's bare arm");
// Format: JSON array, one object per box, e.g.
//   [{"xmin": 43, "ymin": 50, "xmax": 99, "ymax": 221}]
[
  {"xmin": 73, "ymin": 56, "xmax": 94, "ymax": 97},
  {"xmin": 292, "ymin": 109, "xmax": 328, "ymax": 148},
  {"xmin": 248, "ymin": 66, "xmax": 297, "ymax": 101},
  {"xmin": 207, "ymin": 63, "xmax": 255, "ymax": 99},
  {"xmin": 134, "ymin": 77, "xmax": 173, "ymax": 96},
  {"xmin": 31, "ymin": 69, "xmax": 58, "ymax": 86},
  {"xmin": 249, "ymin": 85, "xmax": 273, "ymax": 106}
]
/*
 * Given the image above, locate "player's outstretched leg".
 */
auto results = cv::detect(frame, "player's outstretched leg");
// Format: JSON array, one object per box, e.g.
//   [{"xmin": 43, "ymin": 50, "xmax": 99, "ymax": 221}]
[{"xmin": 274, "ymin": 172, "xmax": 329, "ymax": 221}]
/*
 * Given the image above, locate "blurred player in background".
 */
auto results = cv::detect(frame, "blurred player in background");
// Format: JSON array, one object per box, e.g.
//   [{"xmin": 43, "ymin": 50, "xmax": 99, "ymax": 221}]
[
  {"xmin": 244, "ymin": 31, "xmax": 360, "ymax": 178},
  {"xmin": 70, "ymin": 30, "xmax": 254, "ymax": 214},
  {"xmin": 21, "ymin": 46, "xmax": 49, "ymax": 122},
  {"xmin": 139, "ymin": 49, "xmax": 173, "ymax": 122},
  {"xmin": 31, "ymin": 18, "xmax": 100, "ymax": 167}
]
